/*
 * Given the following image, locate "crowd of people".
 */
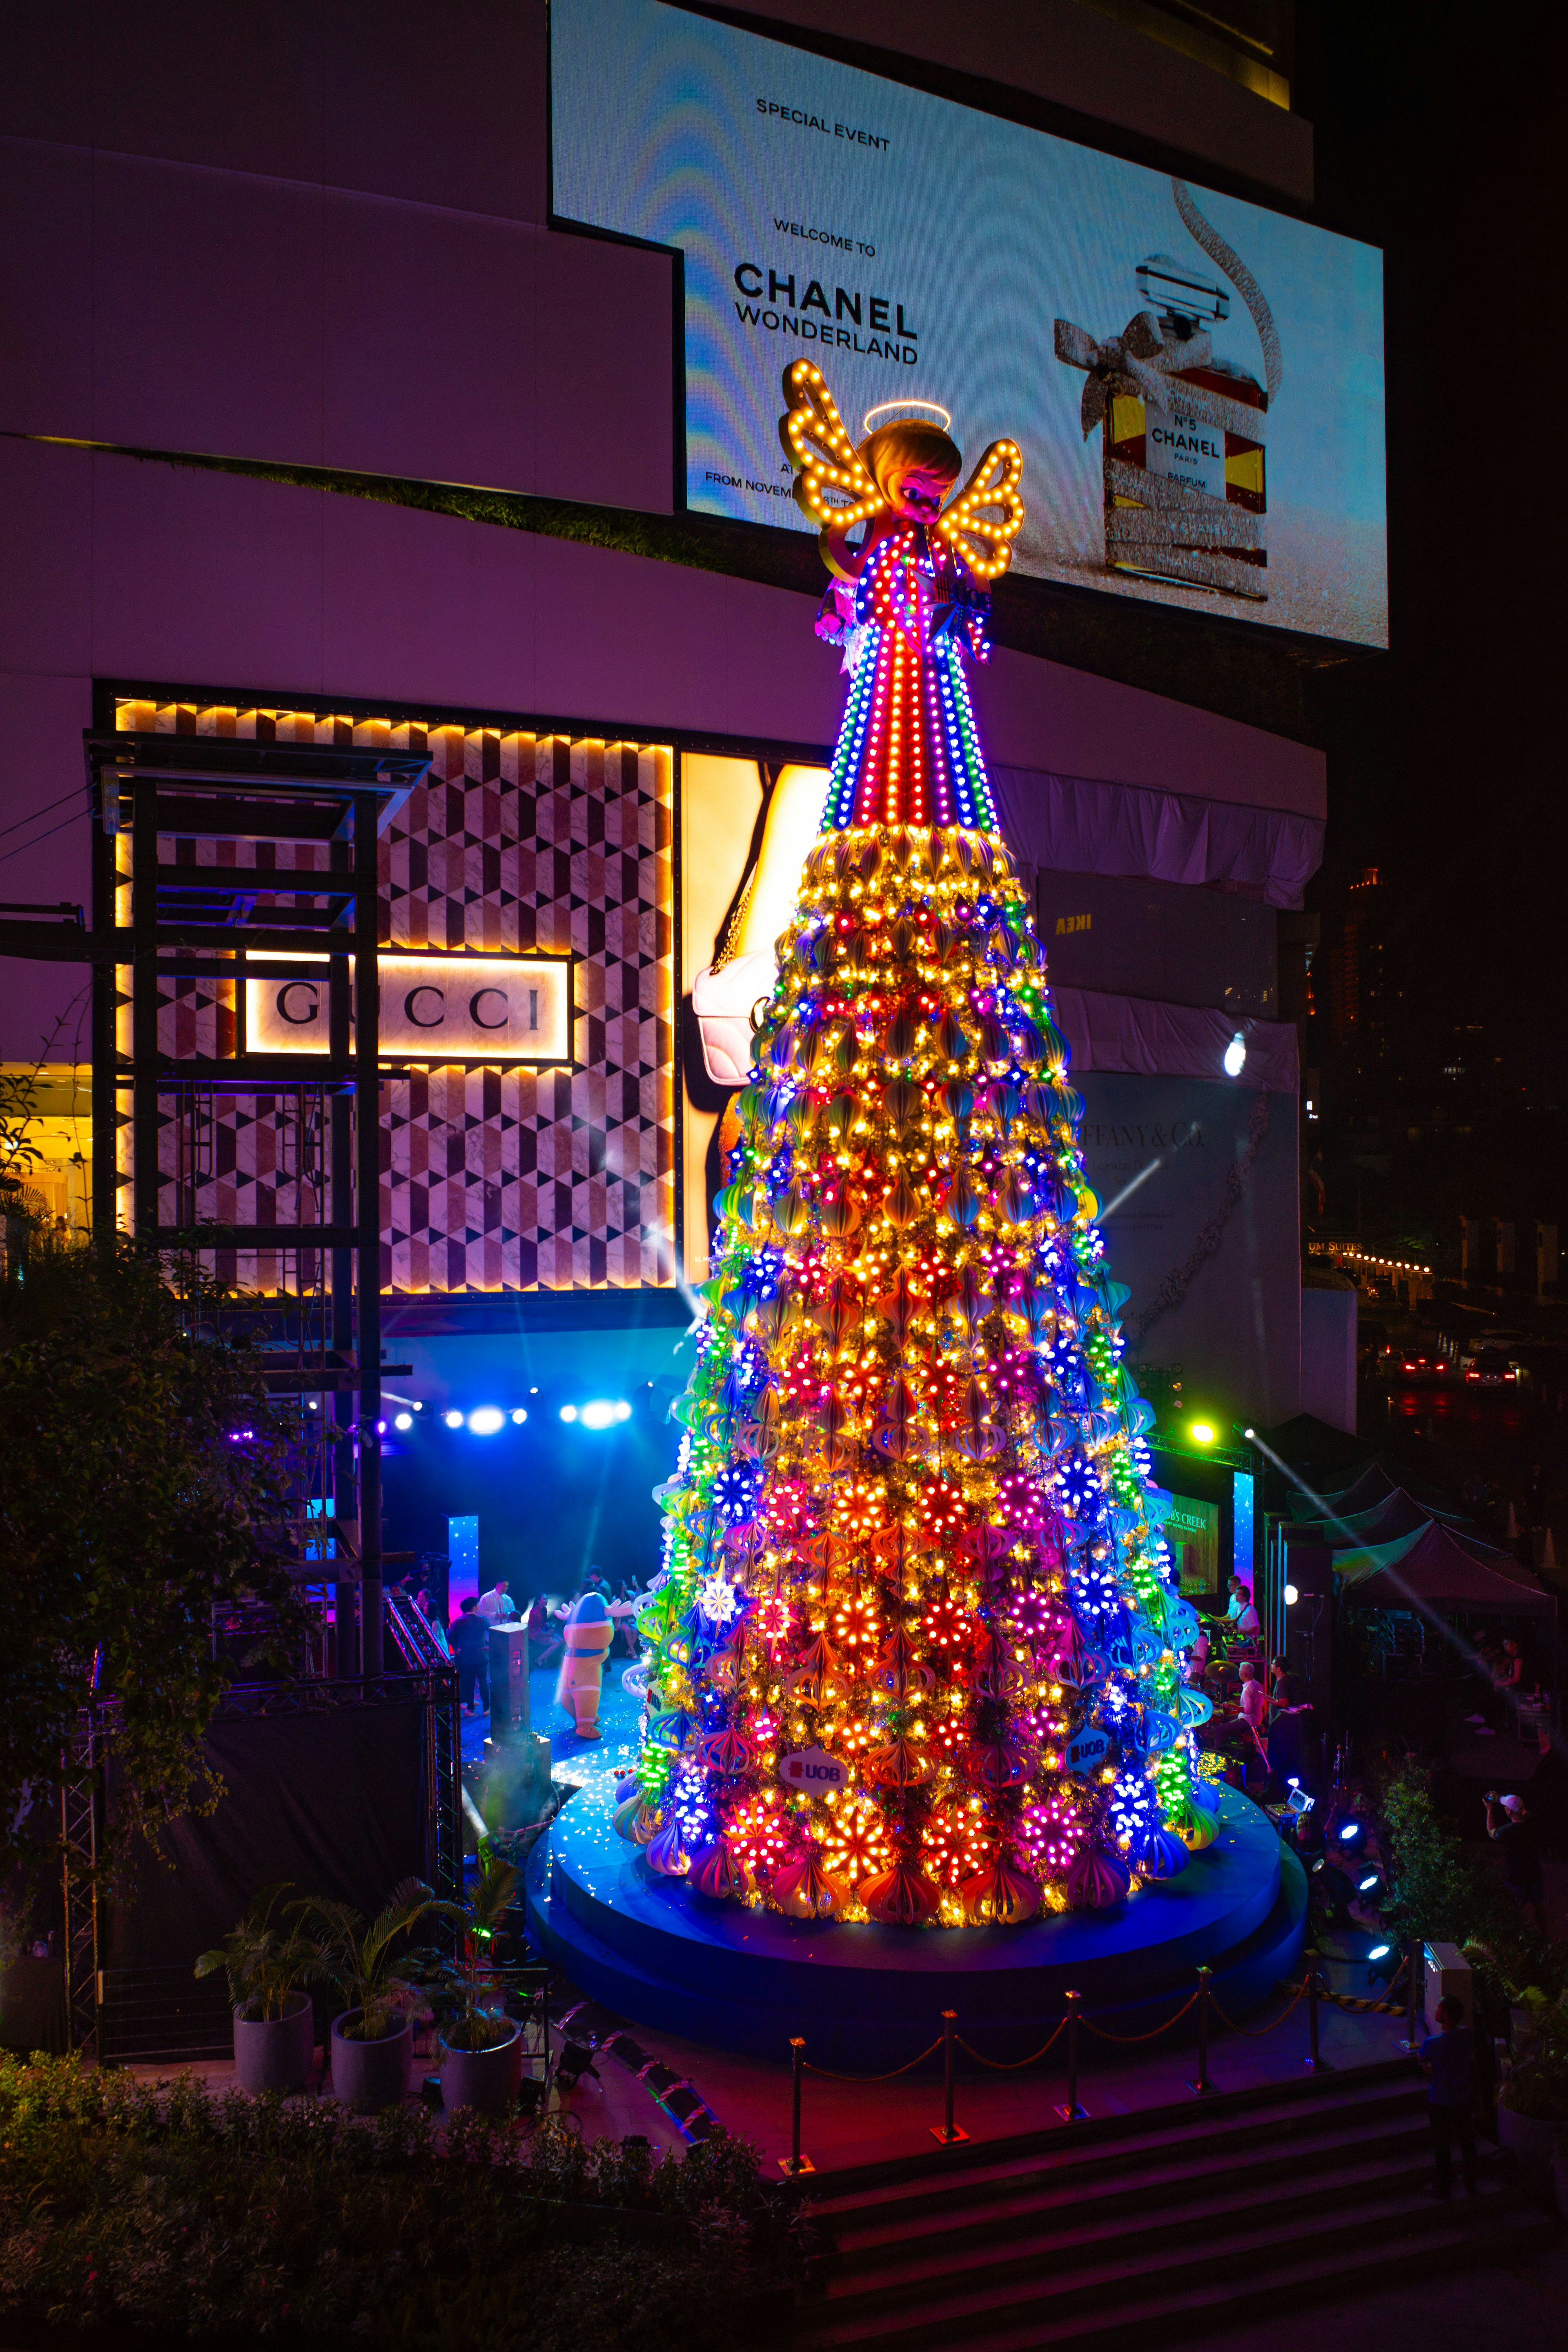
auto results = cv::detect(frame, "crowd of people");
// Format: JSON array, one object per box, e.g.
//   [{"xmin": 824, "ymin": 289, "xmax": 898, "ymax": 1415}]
[
  {"xmin": 401, "ymin": 1568, "xmax": 652, "ymax": 1718},
  {"xmin": 1180, "ymin": 1576, "xmax": 1311, "ymax": 1793}
]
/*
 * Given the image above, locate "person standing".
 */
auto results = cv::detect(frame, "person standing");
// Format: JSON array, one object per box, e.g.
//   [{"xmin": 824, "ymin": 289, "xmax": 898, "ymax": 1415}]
[
  {"xmin": 415, "ymin": 1587, "xmax": 452, "ymax": 1659},
  {"xmin": 448, "ymin": 1595, "xmax": 490, "ymax": 1715},
  {"xmin": 1485, "ymin": 1791, "xmax": 1546, "ymax": 1934},
  {"xmin": 477, "ymin": 1576, "xmax": 514, "ymax": 1624},
  {"xmin": 1419, "ymin": 1995, "xmax": 1477, "ymax": 2199},
  {"xmin": 1225, "ymin": 1578, "xmax": 1260, "ymax": 1644}
]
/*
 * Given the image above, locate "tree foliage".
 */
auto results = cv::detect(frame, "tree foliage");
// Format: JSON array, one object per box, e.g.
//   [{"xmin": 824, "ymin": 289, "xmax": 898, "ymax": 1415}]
[
  {"xmin": 1375, "ymin": 1759, "xmax": 1510, "ymax": 1948},
  {"xmin": 0, "ymin": 1214, "xmax": 300, "ymax": 1886}
]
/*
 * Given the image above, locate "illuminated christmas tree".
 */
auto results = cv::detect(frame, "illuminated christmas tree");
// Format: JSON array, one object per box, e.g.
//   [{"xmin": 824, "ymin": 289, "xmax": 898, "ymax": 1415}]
[{"xmin": 619, "ymin": 363, "xmax": 1214, "ymax": 1927}]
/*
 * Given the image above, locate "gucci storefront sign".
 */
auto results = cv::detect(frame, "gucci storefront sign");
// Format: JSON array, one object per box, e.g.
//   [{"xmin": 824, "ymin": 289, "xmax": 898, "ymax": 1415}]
[{"xmin": 246, "ymin": 953, "xmax": 574, "ymax": 1061}]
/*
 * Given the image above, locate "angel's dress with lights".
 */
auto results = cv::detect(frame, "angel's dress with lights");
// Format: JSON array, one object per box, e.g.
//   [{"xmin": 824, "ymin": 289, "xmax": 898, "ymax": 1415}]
[
  {"xmin": 621, "ymin": 488, "xmax": 1218, "ymax": 1933},
  {"xmin": 815, "ymin": 522, "xmax": 998, "ymax": 830}
]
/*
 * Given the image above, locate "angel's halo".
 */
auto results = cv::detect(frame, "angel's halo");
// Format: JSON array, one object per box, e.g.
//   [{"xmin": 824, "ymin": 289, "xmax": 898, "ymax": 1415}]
[{"xmin": 861, "ymin": 398, "xmax": 953, "ymax": 436}]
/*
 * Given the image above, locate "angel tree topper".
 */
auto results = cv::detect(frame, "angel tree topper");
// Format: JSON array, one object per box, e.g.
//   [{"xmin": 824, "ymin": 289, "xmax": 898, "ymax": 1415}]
[{"xmin": 627, "ymin": 363, "xmax": 1216, "ymax": 1928}]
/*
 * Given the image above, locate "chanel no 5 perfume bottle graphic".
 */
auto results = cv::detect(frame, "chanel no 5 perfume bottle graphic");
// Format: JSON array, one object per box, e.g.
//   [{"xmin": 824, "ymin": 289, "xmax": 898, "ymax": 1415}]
[{"xmin": 1055, "ymin": 179, "xmax": 1283, "ymax": 602}]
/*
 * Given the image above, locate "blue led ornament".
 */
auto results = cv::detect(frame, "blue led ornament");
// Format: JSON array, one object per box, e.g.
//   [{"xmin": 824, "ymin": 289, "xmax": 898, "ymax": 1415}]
[
  {"xmin": 1053, "ymin": 1449, "xmax": 1103, "ymax": 1518},
  {"xmin": 710, "ymin": 1462, "xmax": 762, "ymax": 1526}
]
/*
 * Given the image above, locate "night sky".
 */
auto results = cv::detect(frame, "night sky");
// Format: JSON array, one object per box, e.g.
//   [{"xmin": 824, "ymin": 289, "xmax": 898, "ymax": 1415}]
[{"xmin": 1296, "ymin": 2, "xmax": 1565, "ymax": 1236}]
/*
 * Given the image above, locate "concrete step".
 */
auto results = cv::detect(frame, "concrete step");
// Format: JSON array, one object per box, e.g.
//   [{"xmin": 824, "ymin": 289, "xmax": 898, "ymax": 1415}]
[
  {"xmin": 864, "ymin": 2209, "xmax": 1559, "ymax": 2352},
  {"xmin": 801, "ymin": 2185, "xmax": 1537, "ymax": 2349},
  {"xmin": 832, "ymin": 2126, "xmax": 1476, "ymax": 2286},
  {"xmin": 829, "ymin": 2105, "xmax": 1433, "ymax": 2264},
  {"xmin": 822, "ymin": 2146, "xmax": 1508, "ymax": 2313},
  {"xmin": 808, "ymin": 2068, "xmax": 1424, "ymax": 2232}
]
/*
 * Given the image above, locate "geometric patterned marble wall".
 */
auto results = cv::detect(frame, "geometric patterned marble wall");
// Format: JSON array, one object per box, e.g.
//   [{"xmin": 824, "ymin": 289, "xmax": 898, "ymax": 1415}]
[{"xmin": 118, "ymin": 699, "xmax": 677, "ymax": 1294}]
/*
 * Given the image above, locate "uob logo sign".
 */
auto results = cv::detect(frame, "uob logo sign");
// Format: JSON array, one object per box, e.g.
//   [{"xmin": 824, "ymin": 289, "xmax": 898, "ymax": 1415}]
[{"xmin": 247, "ymin": 953, "xmax": 575, "ymax": 1061}]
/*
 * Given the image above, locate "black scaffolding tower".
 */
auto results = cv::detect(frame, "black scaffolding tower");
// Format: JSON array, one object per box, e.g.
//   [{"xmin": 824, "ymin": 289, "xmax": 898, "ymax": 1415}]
[{"xmin": 83, "ymin": 726, "xmax": 428, "ymax": 1673}]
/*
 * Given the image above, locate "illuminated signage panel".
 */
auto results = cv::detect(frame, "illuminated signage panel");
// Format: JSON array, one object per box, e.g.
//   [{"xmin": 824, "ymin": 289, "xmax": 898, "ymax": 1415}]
[
  {"xmin": 552, "ymin": 0, "xmax": 1387, "ymax": 647},
  {"xmin": 247, "ymin": 955, "xmax": 575, "ymax": 1062}
]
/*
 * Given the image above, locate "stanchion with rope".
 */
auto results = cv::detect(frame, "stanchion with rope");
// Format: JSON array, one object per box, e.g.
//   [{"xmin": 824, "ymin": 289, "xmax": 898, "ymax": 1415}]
[
  {"xmin": 1055, "ymin": 1989, "xmax": 1088, "ymax": 2122},
  {"xmin": 1401, "ymin": 1938, "xmax": 1423, "ymax": 2052},
  {"xmin": 780, "ymin": 2036, "xmax": 814, "ymax": 2177},
  {"xmin": 931, "ymin": 2010, "xmax": 968, "ymax": 2145},
  {"xmin": 1205, "ymin": 1973, "xmax": 1312, "ymax": 2042},
  {"xmin": 956, "ymin": 2017, "xmax": 1067, "ymax": 2072},
  {"xmin": 1305, "ymin": 1960, "xmax": 1329, "ymax": 2072},
  {"xmin": 1320, "ymin": 1951, "xmax": 1410, "ymax": 2016},
  {"xmin": 1076, "ymin": 1987, "xmax": 1201, "ymax": 2047},
  {"xmin": 1186, "ymin": 1965, "xmax": 1213, "ymax": 2096}
]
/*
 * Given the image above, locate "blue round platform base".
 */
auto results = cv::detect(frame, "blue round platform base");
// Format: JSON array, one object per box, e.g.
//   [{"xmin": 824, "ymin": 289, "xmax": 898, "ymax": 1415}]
[{"xmin": 526, "ymin": 1783, "xmax": 1307, "ymax": 2070}]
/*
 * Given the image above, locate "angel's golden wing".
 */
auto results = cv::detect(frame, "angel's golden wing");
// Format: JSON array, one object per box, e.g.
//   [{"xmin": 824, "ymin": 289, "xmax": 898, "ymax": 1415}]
[
  {"xmin": 779, "ymin": 361, "xmax": 883, "ymax": 577},
  {"xmin": 934, "ymin": 439, "xmax": 1025, "ymax": 581}
]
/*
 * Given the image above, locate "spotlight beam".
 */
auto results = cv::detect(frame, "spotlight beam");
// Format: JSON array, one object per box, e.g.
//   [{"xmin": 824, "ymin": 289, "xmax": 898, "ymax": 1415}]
[{"xmin": 1097, "ymin": 1154, "xmax": 1164, "ymax": 1221}]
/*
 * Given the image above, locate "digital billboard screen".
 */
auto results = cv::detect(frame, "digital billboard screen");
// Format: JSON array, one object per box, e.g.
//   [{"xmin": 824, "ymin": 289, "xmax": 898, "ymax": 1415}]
[{"xmin": 552, "ymin": 0, "xmax": 1387, "ymax": 648}]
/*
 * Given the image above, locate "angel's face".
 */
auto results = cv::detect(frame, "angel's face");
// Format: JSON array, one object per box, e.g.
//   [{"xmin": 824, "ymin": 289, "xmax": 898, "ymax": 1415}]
[{"xmin": 886, "ymin": 463, "xmax": 958, "ymax": 522}]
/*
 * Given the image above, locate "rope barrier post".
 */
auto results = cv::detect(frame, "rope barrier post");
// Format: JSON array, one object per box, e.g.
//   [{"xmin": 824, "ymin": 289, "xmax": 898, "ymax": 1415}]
[
  {"xmin": 779, "ymin": 2036, "xmax": 814, "ymax": 2176},
  {"xmin": 1400, "ymin": 1941, "xmax": 1422, "ymax": 2055},
  {"xmin": 1304, "ymin": 1959, "xmax": 1331, "ymax": 2073},
  {"xmin": 1186, "ymin": 1966, "xmax": 1214, "ymax": 2096},
  {"xmin": 1054, "ymin": 1991, "xmax": 1088, "ymax": 2122},
  {"xmin": 930, "ymin": 2009, "xmax": 969, "ymax": 2145}
]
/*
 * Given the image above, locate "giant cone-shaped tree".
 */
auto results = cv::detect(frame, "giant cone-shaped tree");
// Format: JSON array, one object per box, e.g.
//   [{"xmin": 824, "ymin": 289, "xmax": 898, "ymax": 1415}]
[{"xmin": 623, "ymin": 365, "xmax": 1214, "ymax": 1925}]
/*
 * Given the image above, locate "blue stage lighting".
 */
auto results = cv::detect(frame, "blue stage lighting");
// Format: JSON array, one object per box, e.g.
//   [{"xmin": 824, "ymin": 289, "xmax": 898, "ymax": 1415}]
[
  {"xmin": 1358, "ymin": 1870, "xmax": 1382, "ymax": 1894},
  {"xmin": 578, "ymin": 1399, "xmax": 631, "ymax": 1430},
  {"xmin": 559, "ymin": 1403, "xmax": 579, "ymax": 1423},
  {"xmin": 467, "ymin": 1406, "xmax": 505, "ymax": 1436},
  {"xmin": 1367, "ymin": 1942, "xmax": 1391, "ymax": 1961},
  {"xmin": 510, "ymin": 1408, "xmax": 528, "ymax": 1425},
  {"xmin": 394, "ymin": 1412, "xmax": 413, "ymax": 1431},
  {"xmin": 1336, "ymin": 1817, "xmax": 1364, "ymax": 1845},
  {"xmin": 443, "ymin": 1409, "xmax": 463, "ymax": 1429}
]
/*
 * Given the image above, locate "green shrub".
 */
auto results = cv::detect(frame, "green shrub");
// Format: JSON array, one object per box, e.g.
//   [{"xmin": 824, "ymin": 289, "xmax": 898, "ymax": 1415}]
[
  {"xmin": 0, "ymin": 2054, "xmax": 793, "ymax": 2347},
  {"xmin": 1375, "ymin": 1761, "xmax": 1511, "ymax": 1948}
]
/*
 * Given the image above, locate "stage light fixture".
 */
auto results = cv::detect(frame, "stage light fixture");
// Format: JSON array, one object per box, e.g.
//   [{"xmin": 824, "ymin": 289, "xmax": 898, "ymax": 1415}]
[
  {"xmin": 560, "ymin": 1404, "xmax": 579, "ymax": 1423},
  {"xmin": 467, "ymin": 1406, "xmax": 505, "ymax": 1436},
  {"xmin": 1367, "ymin": 1942, "xmax": 1391, "ymax": 1962},
  {"xmin": 443, "ymin": 1410, "xmax": 463, "ymax": 1429},
  {"xmin": 1358, "ymin": 1871, "xmax": 1383, "ymax": 1895},
  {"xmin": 1189, "ymin": 1420, "xmax": 1216, "ymax": 1446},
  {"xmin": 555, "ymin": 2038, "xmax": 600, "ymax": 2090},
  {"xmin": 1336, "ymin": 1817, "xmax": 1364, "ymax": 1845},
  {"xmin": 577, "ymin": 1399, "xmax": 631, "ymax": 1430},
  {"xmin": 511, "ymin": 1408, "xmax": 528, "ymax": 1425},
  {"xmin": 1283, "ymin": 1583, "xmax": 1299, "ymax": 1606},
  {"xmin": 394, "ymin": 1412, "xmax": 413, "ymax": 1431},
  {"xmin": 1223, "ymin": 1030, "xmax": 1246, "ymax": 1077}
]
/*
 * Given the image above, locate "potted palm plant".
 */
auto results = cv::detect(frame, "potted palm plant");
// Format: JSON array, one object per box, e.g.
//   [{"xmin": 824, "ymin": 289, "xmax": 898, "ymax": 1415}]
[
  {"xmin": 427, "ymin": 1855, "xmax": 527, "ymax": 2116},
  {"xmin": 292, "ymin": 1878, "xmax": 434, "ymax": 2113},
  {"xmin": 1467, "ymin": 1938, "xmax": 1568, "ymax": 2162},
  {"xmin": 195, "ymin": 1882, "xmax": 321, "ymax": 2094}
]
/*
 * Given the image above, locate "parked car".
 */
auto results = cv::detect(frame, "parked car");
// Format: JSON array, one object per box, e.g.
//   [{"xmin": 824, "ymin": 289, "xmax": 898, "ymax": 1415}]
[{"xmin": 1466, "ymin": 1347, "xmax": 1517, "ymax": 1389}]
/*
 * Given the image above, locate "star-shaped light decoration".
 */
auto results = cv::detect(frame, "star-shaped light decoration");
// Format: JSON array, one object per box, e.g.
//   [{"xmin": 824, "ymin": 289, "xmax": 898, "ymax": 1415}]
[{"xmin": 697, "ymin": 1570, "xmax": 742, "ymax": 1629}]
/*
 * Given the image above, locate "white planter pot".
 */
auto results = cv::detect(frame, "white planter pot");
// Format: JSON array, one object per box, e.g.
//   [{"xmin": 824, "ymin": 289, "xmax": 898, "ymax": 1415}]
[
  {"xmin": 330, "ymin": 2009, "xmax": 414, "ymax": 2112},
  {"xmin": 1495, "ymin": 2101, "xmax": 1568, "ymax": 2161},
  {"xmin": 233, "ymin": 1991, "xmax": 315, "ymax": 2095},
  {"xmin": 439, "ymin": 2022, "xmax": 525, "ymax": 2116}
]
